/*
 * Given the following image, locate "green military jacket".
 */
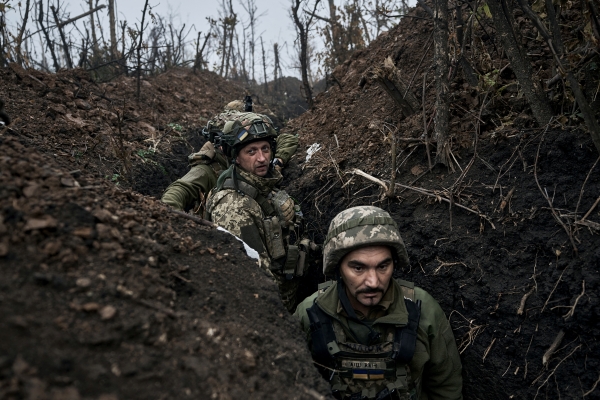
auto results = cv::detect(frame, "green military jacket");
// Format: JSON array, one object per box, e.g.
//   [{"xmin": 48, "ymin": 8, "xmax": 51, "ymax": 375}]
[
  {"xmin": 294, "ymin": 279, "xmax": 463, "ymax": 400},
  {"xmin": 161, "ymin": 132, "xmax": 298, "ymax": 212}
]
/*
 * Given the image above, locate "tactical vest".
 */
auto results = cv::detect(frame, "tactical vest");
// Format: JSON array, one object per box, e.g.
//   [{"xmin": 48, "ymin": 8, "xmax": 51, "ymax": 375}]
[
  {"xmin": 306, "ymin": 280, "xmax": 422, "ymax": 400},
  {"xmin": 205, "ymin": 168, "xmax": 310, "ymax": 278}
]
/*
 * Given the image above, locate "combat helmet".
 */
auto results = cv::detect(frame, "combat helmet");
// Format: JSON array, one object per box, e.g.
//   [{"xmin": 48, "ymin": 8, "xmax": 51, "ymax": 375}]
[
  {"xmin": 323, "ymin": 206, "xmax": 410, "ymax": 276},
  {"xmin": 220, "ymin": 116, "xmax": 278, "ymax": 159}
]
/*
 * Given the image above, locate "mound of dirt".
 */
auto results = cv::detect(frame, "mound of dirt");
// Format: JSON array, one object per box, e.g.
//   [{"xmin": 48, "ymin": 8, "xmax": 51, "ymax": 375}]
[
  {"xmin": 282, "ymin": 5, "xmax": 600, "ymax": 400},
  {"xmin": 0, "ymin": 67, "xmax": 330, "ymax": 399}
]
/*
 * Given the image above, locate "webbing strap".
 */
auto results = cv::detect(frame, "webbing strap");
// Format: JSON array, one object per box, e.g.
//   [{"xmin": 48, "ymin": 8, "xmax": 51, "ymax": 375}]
[
  {"xmin": 221, "ymin": 177, "xmax": 277, "ymax": 217},
  {"xmin": 325, "ymin": 216, "xmax": 398, "ymax": 246},
  {"xmin": 391, "ymin": 299, "xmax": 421, "ymax": 363},
  {"xmin": 307, "ymin": 302, "xmax": 337, "ymax": 367},
  {"xmin": 283, "ymin": 245, "xmax": 299, "ymax": 278}
]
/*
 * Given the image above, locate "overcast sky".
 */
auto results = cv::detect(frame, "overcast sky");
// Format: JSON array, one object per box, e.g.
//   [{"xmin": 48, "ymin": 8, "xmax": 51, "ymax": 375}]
[{"xmin": 4, "ymin": 0, "xmax": 299, "ymax": 76}]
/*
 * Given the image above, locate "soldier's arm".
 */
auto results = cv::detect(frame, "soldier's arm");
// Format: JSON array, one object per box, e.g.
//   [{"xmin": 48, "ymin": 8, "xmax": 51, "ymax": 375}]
[
  {"xmin": 274, "ymin": 133, "xmax": 299, "ymax": 165},
  {"xmin": 161, "ymin": 164, "xmax": 217, "ymax": 211},
  {"xmin": 293, "ymin": 292, "xmax": 319, "ymax": 338},
  {"xmin": 416, "ymin": 288, "xmax": 463, "ymax": 400}
]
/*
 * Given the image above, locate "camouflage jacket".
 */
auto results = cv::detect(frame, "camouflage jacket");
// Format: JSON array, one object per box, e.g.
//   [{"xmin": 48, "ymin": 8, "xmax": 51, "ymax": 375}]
[
  {"xmin": 294, "ymin": 279, "xmax": 463, "ymax": 400},
  {"xmin": 161, "ymin": 131, "xmax": 298, "ymax": 212},
  {"xmin": 205, "ymin": 166, "xmax": 285, "ymax": 273}
]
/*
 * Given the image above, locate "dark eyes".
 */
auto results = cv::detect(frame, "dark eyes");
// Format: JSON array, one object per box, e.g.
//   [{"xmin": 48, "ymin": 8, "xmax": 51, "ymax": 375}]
[{"xmin": 247, "ymin": 146, "xmax": 270, "ymax": 155}]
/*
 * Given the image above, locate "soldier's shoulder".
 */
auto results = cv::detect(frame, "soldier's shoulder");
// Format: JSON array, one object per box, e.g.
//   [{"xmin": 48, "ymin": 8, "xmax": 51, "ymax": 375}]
[{"xmin": 211, "ymin": 189, "xmax": 260, "ymax": 210}]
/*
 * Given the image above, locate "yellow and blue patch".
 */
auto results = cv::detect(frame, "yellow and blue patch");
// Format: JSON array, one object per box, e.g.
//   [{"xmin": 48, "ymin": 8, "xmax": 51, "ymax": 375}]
[
  {"xmin": 237, "ymin": 129, "xmax": 249, "ymax": 141},
  {"xmin": 352, "ymin": 369, "xmax": 385, "ymax": 380}
]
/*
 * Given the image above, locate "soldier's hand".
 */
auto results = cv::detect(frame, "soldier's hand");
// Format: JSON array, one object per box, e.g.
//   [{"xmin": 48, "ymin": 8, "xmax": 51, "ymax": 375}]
[{"xmin": 273, "ymin": 158, "xmax": 284, "ymax": 173}]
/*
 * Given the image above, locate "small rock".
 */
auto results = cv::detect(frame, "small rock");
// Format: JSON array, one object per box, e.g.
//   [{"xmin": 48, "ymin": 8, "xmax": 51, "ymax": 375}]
[
  {"xmin": 50, "ymin": 386, "xmax": 81, "ymax": 400},
  {"xmin": 22, "ymin": 184, "xmax": 40, "ymax": 198},
  {"xmin": 0, "ymin": 241, "xmax": 8, "ymax": 257},
  {"xmin": 73, "ymin": 227, "xmax": 93, "ymax": 238},
  {"xmin": 76, "ymin": 277, "xmax": 92, "ymax": 288},
  {"xmin": 99, "ymin": 305, "xmax": 117, "ymax": 320},
  {"xmin": 93, "ymin": 209, "xmax": 118, "ymax": 223},
  {"xmin": 24, "ymin": 216, "xmax": 58, "ymax": 231},
  {"xmin": 60, "ymin": 177, "xmax": 80, "ymax": 187},
  {"xmin": 43, "ymin": 240, "xmax": 62, "ymax": 255},
  {"xmin": 82, "ymin": 302, "xmax": 100, "ymax": 312},
  {"xmin": 75, "ymin": 99, "xmax": 92, "ymax": 110}
]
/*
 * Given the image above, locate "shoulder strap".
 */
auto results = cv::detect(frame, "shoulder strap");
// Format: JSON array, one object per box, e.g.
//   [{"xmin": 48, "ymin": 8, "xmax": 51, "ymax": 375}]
[
  {"xmin": 391, "ymin": 297, "xmax": 421, "ymax": 363},
  {"xmin": 306, "ymin": 302, "xmax": 337, "ymax": 368},
  {"xmin": 221, "ymin": 177, "xmax": 278, "ymax": 217}
]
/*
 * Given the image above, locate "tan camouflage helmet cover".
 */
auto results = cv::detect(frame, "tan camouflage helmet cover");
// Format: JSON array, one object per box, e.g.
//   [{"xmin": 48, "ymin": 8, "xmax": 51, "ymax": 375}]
[
  {"xmin": 323, "ymin": 206, "xmax": 410, "ymax": 276},
  {"xmin": 224, "ymin": 100, "xmax": 245, "ymax": 111}
]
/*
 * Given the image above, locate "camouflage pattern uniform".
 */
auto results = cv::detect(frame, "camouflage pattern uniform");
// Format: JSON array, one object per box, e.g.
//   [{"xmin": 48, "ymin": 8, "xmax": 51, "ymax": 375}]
[
  {"xmin": 160, "ymin": 110, "xmax": 298, "ymax": 212},
  {"xmin": 205, "ymin": 166, "xmax": 301, "ymax": 312},
  {"xmin": 294, "ymin": 206, "xmax": 463, "ymax": 400}
]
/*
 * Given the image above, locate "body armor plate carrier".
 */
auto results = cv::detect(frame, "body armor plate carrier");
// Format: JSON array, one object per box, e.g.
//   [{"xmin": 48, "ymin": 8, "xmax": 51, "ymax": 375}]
[{"xmin": 306, "ymin": 280, "xmax": 422, "ymax": 400}]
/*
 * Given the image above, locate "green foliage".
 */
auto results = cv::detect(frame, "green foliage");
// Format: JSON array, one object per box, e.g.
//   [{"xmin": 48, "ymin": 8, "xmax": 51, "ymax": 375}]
[
  {"xmin": 136, "ymin": 148, "xmax": 156, "ymax": 160},
  {"xmin": 168, "ymin": 122, "xmax": 184, "ymax": 132},
  {"xmin": 106, "ymin": 173, "xmax": 121, "ymax": 184}
]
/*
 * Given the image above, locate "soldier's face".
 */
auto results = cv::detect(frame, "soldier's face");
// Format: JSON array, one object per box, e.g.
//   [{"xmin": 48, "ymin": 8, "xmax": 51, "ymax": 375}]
[
  {"xmin": 339, "ymin": 246, "xmax": 393, "ymax": 314},
  {"xmin": 236, "ymin": 140, "xmax": 272, "ymax": 177}
]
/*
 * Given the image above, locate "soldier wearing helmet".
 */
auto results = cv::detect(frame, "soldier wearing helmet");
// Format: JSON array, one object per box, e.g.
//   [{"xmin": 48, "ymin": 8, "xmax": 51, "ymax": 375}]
[
  {"xmin": 204, "ymin": 112, "xmax": 308, "ymax": 312},
  {"xmin": 294, "ymin": 206, "xmax": 463, "ymax": 400},
  {"xmin": 160, "ymin": 100, "xmax": 298, "ymax": 215}
]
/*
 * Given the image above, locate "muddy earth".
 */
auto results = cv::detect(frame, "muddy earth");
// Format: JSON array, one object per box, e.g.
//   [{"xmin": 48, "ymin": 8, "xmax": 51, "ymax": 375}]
[{"xmin": 1, "ymin": 3, "xmax": 600, "ymax": 400}]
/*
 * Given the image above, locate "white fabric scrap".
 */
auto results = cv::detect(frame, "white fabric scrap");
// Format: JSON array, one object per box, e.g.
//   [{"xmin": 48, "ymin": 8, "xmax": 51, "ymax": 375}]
[
  {"xmin": 305, "ymin": 143, "xmax": 321, "ymax": 163},
  {"xmin": 217, "ymin": 226, "xmax": 260, "ymax": 260}
]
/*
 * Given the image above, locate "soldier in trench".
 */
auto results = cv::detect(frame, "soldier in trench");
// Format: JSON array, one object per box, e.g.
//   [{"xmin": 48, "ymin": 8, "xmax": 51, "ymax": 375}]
[
  {"xmin": 294, "ymin": 206, "xmax": 463, "ymax": 400},
  {"xmin": 160, "ymin": 100, "xmax": 298, "ymax": 215},
  {"xmin": 204, "ymin": 115, "xmax": 311, "ymax": 313}
]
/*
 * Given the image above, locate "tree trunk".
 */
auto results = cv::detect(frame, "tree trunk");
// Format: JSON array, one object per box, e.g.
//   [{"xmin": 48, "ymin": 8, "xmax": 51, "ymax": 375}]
[
  {"xmin": 108, "ymin": 0, "xmax": 118, "ymax": 58},
  {"xmin": 260, "ymin": 36, "xmax": 268, "ymax": 93},
  {"xmin": 50, "ymin": 5, "xmax": 73, "ymax": 69},
  {"xmin": 136, "ymin": 0, "xmax": 150, "ymax": 102},
  {"xmin": 433, "ymin": 0, "xmax": 450, "ymax": 167},
  {"xmin": 15, "ymin": 0, "xmax": 32, "ymax": 65},
  {"xmin": 487, "ymin": 0, "xmax": 553, "ymax": 126},
  {"xmin": 88, "ymin": 0, "xmax": 98, "ymax": 58},
  {"xmin": 292, "ymin": 0, "xmax": 319, "ymax": 108},
  {"xmin": 38, "ymin": 1, "xmax": 60, "ymax": 71},
  {"xmin": 273, "ymin": 43, "xmax": 280, "ymax": 92}
]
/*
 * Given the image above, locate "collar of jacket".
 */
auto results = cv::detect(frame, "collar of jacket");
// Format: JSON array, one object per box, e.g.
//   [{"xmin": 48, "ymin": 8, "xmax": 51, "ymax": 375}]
[
  {"xmin": 215, "ymin": 164, "xmax": 282, "ymax": 196},
  {"xmin": 315, "ymin": 279, "xmax": 410, "ymax": 327}
]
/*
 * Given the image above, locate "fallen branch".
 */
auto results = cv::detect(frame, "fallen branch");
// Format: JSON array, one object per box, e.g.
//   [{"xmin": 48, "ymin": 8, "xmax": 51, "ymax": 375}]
[
  {"xmin": 563, "ymin": 280, "xmax": 585, "ymax": 320},
  {"xmin": 542, "ymin": 330, "xmax": 565, "ymax": 366},
  {"xmin": 584, "ymin": 372, "xmax": 600, "ymax": 397},
  {"xmin": 517, "ymin": 286, "xmax": 536, "ymax": 315},
  {"xmin": 347, "ymin": 169, "xmax": 496, "ymax": 229},
  {"xmin": 170, "ymin": 209, "xmax": 216, "ymax": 228},
  {"xmin": 534, "ymin": 344, "xmax": 582, "ymax": 393},
  {"xmin": 534, "ymin": 132, "xmax": 578, "ymax": 254}
]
